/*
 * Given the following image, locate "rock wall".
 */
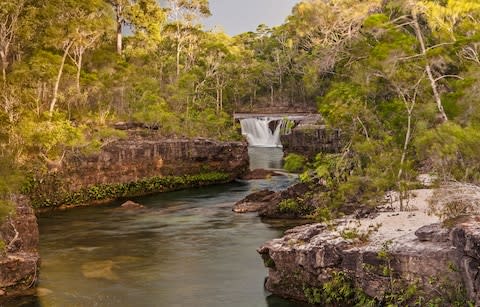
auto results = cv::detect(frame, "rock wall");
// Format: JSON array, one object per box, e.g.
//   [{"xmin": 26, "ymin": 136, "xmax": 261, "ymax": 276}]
[
  {"xmin": 258, "ymin": 218, "xmax": 480, "ymax": 305},
  {"xmin": 62, "ymin": 135, "xmax": 248, "ymax": 191},
  {"xmin": 281, "ymin": 126, "xmax": 341, "ymax": 158},
  {"xmin": 28, "ymin": 134, "xmax": 249, "ymax": 209},
  {"xmin": 0, "ymin": 196, "xmax": 39, "ymax": 297}
]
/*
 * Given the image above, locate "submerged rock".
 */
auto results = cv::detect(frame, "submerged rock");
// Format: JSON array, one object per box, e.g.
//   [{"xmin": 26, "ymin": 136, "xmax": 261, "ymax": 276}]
[
  {"xmin": 241, "ymin": 169, "xmax": 283, "ymax": 180},
  {"xmin": 81, "ymin": 260, "xmax": 119, "ymax": 281},
  {"xmin": 118, "ymin": 200, "xmax": 146, "ymax": 211}
]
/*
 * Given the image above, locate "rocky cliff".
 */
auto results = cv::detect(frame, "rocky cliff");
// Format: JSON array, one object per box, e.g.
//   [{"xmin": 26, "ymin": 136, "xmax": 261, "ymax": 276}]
[
  {"xmin": 27, "ymin": 134, "xmax": 249, "ymax": 209},
  {"xmin": 258, "ymin": 192, "xmax": 480, "ymax": 305},
  {"xmin": 0, "ymin": 196, "xmax": 39, "ymax": 297},
  {"xmin": 281, "ymin": 126, "xmax": 341, "ymax": 158}
]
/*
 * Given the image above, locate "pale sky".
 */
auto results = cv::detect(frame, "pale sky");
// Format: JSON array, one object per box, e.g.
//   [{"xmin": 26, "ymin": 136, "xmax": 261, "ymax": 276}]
[{"xmin": 204, "ymin": 0, "xmax": 299, "ymax": 35}]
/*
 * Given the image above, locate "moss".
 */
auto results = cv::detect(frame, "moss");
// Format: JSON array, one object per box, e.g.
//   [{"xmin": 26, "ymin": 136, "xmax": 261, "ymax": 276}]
[{"xmin": 24, "ymin": 172, "xmax": 231, "ymax": 209}]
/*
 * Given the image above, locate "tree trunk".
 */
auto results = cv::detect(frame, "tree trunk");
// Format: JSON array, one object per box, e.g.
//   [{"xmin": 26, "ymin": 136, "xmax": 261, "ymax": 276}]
[
  {"xmin": 176, "ymin": 22, "xmax": 181, "ymax": 77},
  {"xmin": 0, "ymin": 50, "xmax": 6, "ymax": 84},
  {"xmin": 412, "ymin": 11, "xmax": 448, "ymax": 122},
  {"xmin": 50, "ymin": 41, "xmax": 73, "ymax": 115},
  {"xmin": 270, "ymin": 85, "xmax": 274, "ymax": 106},
  {"xmin": 116, "ymin": 5, "xmax": 123, "ymax": 55},
  {"xmin": 76, "ymin": 50, "xmax": 83, "ymax": 93}
]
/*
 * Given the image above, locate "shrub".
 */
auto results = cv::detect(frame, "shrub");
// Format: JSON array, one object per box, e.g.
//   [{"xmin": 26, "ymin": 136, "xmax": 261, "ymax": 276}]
[{"xmin": 284, "ymin": 153, "xmax": 307, "ymax": 173}]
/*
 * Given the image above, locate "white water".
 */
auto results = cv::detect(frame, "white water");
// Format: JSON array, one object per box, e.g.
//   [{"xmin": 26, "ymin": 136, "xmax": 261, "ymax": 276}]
[{"xmin": 240, "ymin": 117, "xmax": 291, "ymax": 147}]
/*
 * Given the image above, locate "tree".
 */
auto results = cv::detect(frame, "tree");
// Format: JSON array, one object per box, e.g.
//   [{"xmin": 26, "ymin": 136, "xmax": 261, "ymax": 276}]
[
  {"xmin": 107, "ymin": 0, "xmax": 130, "ymax": 55},
  {"xmin": 0, "ymin": 0, "xmax": 27, "ymax": 83},
  {"xmin": 166, "ymin": 0, "xmax": 211, "ymax": 77}
]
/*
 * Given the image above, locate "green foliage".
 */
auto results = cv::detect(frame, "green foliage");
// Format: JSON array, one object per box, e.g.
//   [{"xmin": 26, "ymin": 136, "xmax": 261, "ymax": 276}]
[
  {"xmin": 415, "ymin": 123, "xmax": 480, "ymax": 183},
  {"xmin": 303, "ymin": 272, "xmax": 376, "ymax": 306},
  {"xmin": 283, "ymin": 153, "xmax": 306, "ymax": 173},
  {"xmin": 24, "ymin": 172, "xmax": 230, "ymax": 209},
  {"xmin": 278, "ymin": 199, "xmax": 299, "ymax": 214}
]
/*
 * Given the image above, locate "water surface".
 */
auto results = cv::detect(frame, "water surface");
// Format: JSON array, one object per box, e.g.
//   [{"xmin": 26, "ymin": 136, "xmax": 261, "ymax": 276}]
[{"xmin": 12, "ymin": 148, "xmax": 310, "ymax": 307}]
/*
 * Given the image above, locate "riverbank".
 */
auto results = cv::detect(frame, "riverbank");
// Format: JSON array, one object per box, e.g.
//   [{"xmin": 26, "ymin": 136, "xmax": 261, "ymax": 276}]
[
  {"xmin": 4, "ymin": 148, "xmax": 304, "ymax": 306},
  {"xmin": 257, "ymin": 188, "xmax": 480, "ymax": 305},
  {"xmin": 25, "ymin": 134, "xmax": 249, "ymax": 210}
]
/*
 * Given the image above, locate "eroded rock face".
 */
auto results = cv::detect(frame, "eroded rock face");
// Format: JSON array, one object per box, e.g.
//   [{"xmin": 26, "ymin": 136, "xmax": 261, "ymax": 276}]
[
  {"xmin": 0, "ymin": 196, "xmax": 39, "ymax": 297},
  {"xmin": 233, "ymin": 189, "xmax": 276, "ymax": 213},
  {"xmin": 233, "ymin": 183, "xmax": 310, "ymax": 217},
  {"xmin": 450, "ymin": 216, "xmax": 480, "ymax": 304},
  {"xmin": 281, "ymin": 127, "xmax": 341, "ymax": 158},
  {"xmin": 62, "ymin": 135, "xmax": 249, "ymax": 191},
  {"xmin": 259, "ymin": 218, "xmax": 480, "ymax": 304},
  {"xmin": 30, "ymin": 134, "xmax": 249, "ymax": 209}
]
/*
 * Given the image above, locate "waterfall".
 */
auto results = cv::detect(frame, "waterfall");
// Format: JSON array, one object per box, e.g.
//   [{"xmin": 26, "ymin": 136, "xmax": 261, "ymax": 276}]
[{"xmin": 240, "ymin": 117, "xmax": 291, "ymax": 147}]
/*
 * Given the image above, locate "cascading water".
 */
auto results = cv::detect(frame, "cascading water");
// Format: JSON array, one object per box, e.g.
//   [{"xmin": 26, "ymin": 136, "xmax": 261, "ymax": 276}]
[{"xmin": 240, "ymin": 117, "xmax": 292, "ymax": 147}]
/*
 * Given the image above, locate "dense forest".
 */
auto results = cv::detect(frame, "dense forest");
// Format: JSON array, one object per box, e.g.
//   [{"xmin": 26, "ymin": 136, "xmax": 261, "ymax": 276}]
[{"xmin": 1, "ymin": 0, "xmax": 480, "ymax": 219}]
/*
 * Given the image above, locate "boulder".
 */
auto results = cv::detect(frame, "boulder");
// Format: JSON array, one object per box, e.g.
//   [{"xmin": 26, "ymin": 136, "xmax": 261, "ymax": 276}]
[
  {"xmin": 233, "ymin": 183, "xmax": 310, "ymax": 217},
  {"xmin": 233, "ymin": 190, "xmax": 276, "ymax": 213},
  {"xmin": 118, "ymin": 200, "xmax": 146, "ymax": 211}
]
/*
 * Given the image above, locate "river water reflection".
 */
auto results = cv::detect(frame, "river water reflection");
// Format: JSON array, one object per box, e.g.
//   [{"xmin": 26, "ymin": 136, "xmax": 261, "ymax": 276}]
[{"xmin": 11, "ymin": 147, "xmax": 311, "ymax": 307}]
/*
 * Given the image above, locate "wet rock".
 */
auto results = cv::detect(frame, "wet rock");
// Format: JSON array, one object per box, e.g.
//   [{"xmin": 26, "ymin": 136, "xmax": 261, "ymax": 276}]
[
  {"xmin": 0, "ymin": 196, "xmax": 39, "ymax": 297},
  {"xmin": 415, "ymin": 223, "xmax": 450, "ymax": 242},
  {"xmin": 119, "ymin": 201, "xmax": 146, "ymax": 210},
  {"xmin": 36, "ymin": 288, "xmax": 53, "ymax": 297},
  {"xmin": 259, "ymin": 183, "xmax": 310, "ymax": 218},
  {"xmin": 233, "ymin": 183, "xmax": 310, "ymax": 217},
  {"xmin": 233, "ymin": 190, "xmax": 276, "ymax": 213},
  {"xmin": 241, "ymin": 169, "xmax": 283, "ymax": 180}
]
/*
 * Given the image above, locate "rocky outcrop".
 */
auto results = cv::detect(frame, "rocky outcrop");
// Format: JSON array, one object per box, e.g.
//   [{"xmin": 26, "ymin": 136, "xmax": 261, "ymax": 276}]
[
  {"xmin": 450, "ymin": 216, "xmax": 480, "ymax": 304},
  {"xmin": 233, "ymin": 183, "xmax": 310, "ymax": 217},
  {"xmin": 28, "ymin": 134, "xmax": 249, "ymax": 209},
  {"xmin": 258, "ymin": 216, "xmax": 480, "ymax": 305},
  {"xmin": 62, "ymin": 135, "xmax": 248, "ymax": 191},
  {"xmin": 0, "ymin": 196, "xmax": 39, "ymax": 297},
  {"xmin": 233, "ymin": 190, "xmax": 276, "ymax": 213},
  {"xmin": 281, "ymin": 126, "xmax": 341, "ymax": 158}
]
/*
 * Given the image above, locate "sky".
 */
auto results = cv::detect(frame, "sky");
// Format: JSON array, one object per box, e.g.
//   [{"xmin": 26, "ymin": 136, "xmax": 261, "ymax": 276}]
[{"xmin": 204, "ymin": 0, "xmax": 299, "ymax": 36}]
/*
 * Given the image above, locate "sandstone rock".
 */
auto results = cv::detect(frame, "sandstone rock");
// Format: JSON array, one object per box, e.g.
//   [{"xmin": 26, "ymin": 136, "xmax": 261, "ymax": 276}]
[
  {"xmin": 0, "ymin": 196, "xmax": 39, "ymax": 297},
  {"xmin": 281, "ymin": 126, "xmax": 341, "ymax": 158},
  {"xmin": 415, "ymin": 223, "xmax": 450, "ymax": 242},
  {"xmin": 450, "ymin": 216, "xmax": 480, "ymax": 304},
  {"xmin": 233, "ymin": 189, "xmax": 275, "ymax": 213},
  {"xmin": 241, "ymin": 169, "xmax": 283, "ymax": 180},
  {"xmin": 31, "ymin": 135, "xmax": 249, "ymax": 209},
  {"xmin": 81, "ymin": 260, "xmax": 119, "ymax": 281},
  {"xmin": 259, "ymin": 222, "xmax": 462, "ymax": 303},
  {"xmin": 233, "ymin": 183, "xmax": 310, "ymax": 217},
  {"xmin": 118, "ymin": 200, "xmax": 146, "ymax": 210},
  {"xmin": 259, "ymin": 183, "xmax": 310, "ymax": 218},
  {"xmin": 259, "ymin": 213, "xmax": 480, "ymax": 305}
]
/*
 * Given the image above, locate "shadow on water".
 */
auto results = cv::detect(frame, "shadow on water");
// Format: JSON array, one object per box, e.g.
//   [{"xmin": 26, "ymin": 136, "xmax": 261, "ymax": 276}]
[{"xmin": 3, "ymin": 148, "xmax": 314, "ymax": 307}]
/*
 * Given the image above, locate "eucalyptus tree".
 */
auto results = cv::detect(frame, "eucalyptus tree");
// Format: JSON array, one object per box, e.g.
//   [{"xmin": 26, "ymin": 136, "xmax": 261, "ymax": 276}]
[{"xmin": 166, "ymin": 0, "xmax": 211, "ymax": 77}]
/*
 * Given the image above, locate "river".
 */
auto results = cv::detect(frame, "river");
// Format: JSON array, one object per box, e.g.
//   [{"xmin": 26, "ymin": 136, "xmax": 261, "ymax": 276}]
[{"xmin": 10, "ymin": 148, "xmax": 311, "ymax": 307}]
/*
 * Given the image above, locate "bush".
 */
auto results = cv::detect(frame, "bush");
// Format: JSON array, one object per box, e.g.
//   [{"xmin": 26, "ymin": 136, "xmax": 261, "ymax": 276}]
[{"xmin": 284, "ymin": 153, "xmax": 307, "ymax": 173}]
